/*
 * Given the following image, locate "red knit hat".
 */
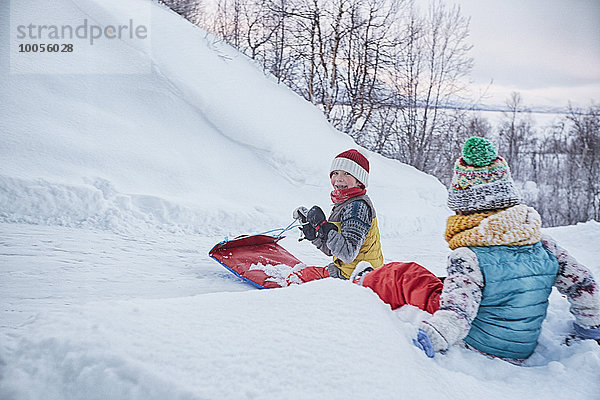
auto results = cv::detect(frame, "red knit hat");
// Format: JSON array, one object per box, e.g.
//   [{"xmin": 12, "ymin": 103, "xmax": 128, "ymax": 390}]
[{"xmin": 330, "ymin": 149, "xmax": 370, "ymax": 187}]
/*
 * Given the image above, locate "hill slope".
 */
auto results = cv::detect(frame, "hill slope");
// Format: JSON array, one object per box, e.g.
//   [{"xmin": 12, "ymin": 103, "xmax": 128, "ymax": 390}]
[{"xmin": 1, "ymin": 0, "xmax": 449, "ymax": 238}]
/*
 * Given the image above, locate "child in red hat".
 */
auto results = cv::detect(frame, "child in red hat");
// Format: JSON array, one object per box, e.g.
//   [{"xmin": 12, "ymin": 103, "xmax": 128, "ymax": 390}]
[
  {"xmin": 291, "ymin": 149, "xmax": 448, "ymax": 318},
  {"xmin": 291, "ymin": 149, "xmax": 384, "ymax": 282}
]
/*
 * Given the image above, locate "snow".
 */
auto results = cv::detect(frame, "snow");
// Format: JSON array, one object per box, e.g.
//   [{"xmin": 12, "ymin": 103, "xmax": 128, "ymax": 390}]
[{"xmin": 1, "ymin": 0, "xmax": 599, "ymax": 399}]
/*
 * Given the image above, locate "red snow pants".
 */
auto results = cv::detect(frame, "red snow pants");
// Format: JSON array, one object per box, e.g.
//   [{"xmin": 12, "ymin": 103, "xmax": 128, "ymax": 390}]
[
  {"xmin": 288, "ymin": 266, "xmax": 330, "ymax": 283},
  {"xmin": 289, "ymin": 262, "xmax": 443, "ymax": 314},
  {"xmin": 361, "ymin": 262, "xmax": 443, "ymax": 314}
]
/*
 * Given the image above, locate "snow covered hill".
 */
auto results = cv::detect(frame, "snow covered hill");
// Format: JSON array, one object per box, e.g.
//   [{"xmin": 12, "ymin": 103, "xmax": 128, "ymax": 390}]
[
  {"xmin": 1, "ymin": 0, "xmax": 599, "ymax": 399},
  {"xmin": 1, "ymin": 0, "xmax": 448, "ymax": 238}
]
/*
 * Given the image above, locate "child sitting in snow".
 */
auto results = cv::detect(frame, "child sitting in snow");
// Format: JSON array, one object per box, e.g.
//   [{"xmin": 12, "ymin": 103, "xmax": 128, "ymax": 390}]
[
  {"xmin": 291, "ymin": 149, "xmax": 384, "ymax": 282},
  {"xmin": 405, "ymin": 137, "xmax": 600, "ymax": 361}
]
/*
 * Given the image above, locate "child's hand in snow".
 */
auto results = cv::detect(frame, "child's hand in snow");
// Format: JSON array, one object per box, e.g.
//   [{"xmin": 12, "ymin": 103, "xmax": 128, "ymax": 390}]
[
  {"xmin": 566, "ymin": 323, "xmax": 600, "ymax": 346},
  {"xmin": 413, "ymin": 328, "xmax": 435, "ymax": 358},
  {"xmin": 573, "ymin": 323, "xmax": 600, "ymax": 345}
]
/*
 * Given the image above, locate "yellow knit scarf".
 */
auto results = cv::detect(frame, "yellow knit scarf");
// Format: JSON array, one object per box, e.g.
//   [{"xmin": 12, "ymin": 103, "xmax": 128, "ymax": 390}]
[{"xmin": 445, "ymin": 205, "xmax": 542, "ymax": 250}]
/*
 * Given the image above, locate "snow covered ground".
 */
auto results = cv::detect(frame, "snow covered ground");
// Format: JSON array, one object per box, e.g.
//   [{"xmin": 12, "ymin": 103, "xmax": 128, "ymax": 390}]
[{"xmin": 1, "ymin": 0, "xmax": 599, "ymax": 399}]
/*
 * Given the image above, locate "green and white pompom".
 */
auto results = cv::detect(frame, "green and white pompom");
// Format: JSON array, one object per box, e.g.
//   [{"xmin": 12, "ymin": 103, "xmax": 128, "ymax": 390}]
[{"xmin": 462, "ymin": 137, "xmax": 498, "ymax": 167}]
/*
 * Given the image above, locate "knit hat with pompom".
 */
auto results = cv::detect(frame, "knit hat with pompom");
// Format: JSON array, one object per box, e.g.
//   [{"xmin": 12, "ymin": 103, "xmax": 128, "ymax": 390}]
[{"xmin": 447, "ymin": 137, "xmax": 521, "ymax": 212}]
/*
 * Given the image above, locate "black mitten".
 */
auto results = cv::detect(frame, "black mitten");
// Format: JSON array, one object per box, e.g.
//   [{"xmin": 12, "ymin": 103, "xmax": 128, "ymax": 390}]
[
  {"xmin": 307, "ymin": 206, "xmax": 338, "ymax": 239},
  {"xmin": 318, "ymin": 221, "xmax": 338, "ymax": 239},
  {"xmin": 300, "ymin": 223, "xmax": 317, "ymax": 241},
  {"xmin": 306, "ymin": 205, "xmax": 327, "ymax": 227}
]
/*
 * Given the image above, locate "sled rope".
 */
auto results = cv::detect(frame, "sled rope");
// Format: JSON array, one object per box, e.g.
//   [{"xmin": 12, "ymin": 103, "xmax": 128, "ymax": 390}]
[
  {"xmin": 259, "ymin": 219, "xmax": 300, "ymax": 238},
  {"xmin": 219, "ymin": 219, "xmax": 300, "ymax": 244}
]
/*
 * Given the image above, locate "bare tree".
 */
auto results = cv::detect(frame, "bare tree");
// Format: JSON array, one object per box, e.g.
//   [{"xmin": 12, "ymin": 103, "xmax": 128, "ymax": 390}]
[
  {"xmin": 496, "ymin": 92, "xmax": 534, "ymax": 181},
  {"xmin": 372, "ymin": 0, "xmax": 473, "ymax": 173},
  {"xmin": 567, "ymin": 104, "xmax": 600, "ymax": 222},
  {"xmin": 336, "ymin": 0, "xmax": 402, "ymax": 136},
  {"xmin": 210, "ymin": 0, "xmax": 244, "ymax": 47},
  {"xmin": 160, "ymin": 0, "xmax": 206, "ymax": 25}
]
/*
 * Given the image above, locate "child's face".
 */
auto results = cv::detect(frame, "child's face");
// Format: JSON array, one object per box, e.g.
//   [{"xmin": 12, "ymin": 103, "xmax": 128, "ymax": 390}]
[{"xmin": 331, "ymin": 170, "xmax": 360, "ymax": 190}]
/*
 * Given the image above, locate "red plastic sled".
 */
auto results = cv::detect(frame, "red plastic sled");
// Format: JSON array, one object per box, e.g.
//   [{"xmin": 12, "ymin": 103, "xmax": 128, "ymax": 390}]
[{"xmin": 209, "ymin": 234, "xmax": 305, "ymax": 289}]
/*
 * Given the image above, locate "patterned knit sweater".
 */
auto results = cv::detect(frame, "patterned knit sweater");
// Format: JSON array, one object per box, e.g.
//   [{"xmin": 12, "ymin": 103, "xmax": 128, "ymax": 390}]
[
  {"xmin": 420, "ymin": 204, "xmax": 600, "ymax": 358},
  {"xmin": 312, "ymin": 198, "xmax": 373, "ymax": 279}
]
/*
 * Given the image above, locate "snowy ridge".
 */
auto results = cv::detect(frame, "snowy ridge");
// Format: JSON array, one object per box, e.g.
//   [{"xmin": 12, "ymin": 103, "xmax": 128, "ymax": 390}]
[
  {"xmin": 0, "ymin": 175, "xmax": 282, "ymax": 235},
  {"xmin": 0, "ymin": 170, "xmax": 447, "ymax": 238}
]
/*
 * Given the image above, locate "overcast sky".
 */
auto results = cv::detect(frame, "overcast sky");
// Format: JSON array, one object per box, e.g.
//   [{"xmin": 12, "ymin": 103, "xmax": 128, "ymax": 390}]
[{"xmin": 451, "ymin": 0, "xmax": 600, "ymax": 108}]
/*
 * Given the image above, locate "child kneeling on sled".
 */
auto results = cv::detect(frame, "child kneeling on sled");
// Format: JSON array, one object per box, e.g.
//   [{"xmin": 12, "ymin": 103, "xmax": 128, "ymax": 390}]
[
  {"xmin": 292, "ymin": 149, "xmax": 384, "ymax": 282},
  {"xmin": 399, "ymin": 137, "xmax": 600, "ymax": 361}
]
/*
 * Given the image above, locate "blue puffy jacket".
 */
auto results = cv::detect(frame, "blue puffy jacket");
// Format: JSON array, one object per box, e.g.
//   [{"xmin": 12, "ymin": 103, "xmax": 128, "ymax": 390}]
[{"xmin": 464, "ymin": 242, "xmax": 559, "ymax": 359}]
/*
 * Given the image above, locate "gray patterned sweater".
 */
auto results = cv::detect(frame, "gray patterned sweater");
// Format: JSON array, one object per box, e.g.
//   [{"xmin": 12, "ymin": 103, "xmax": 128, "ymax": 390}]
[{"xmin": 311, "ymin": 198, "xmax": 373, "ymax": 279}]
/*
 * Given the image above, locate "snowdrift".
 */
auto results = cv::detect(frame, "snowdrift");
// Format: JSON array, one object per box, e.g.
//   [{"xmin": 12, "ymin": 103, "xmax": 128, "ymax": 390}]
[{"xmin": 2, "ymin": 270, "xmax": 600, "ymax": 400}]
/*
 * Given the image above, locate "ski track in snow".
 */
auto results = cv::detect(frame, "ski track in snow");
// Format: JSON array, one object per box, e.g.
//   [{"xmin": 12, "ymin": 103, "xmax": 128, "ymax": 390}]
[
  {"xmin": 0, "ymin": 223, "xmax": 247, "ymax": 328},
  {"xmin": 0, "ymin": 222, "xmax": 452, "ymax": 329}
]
